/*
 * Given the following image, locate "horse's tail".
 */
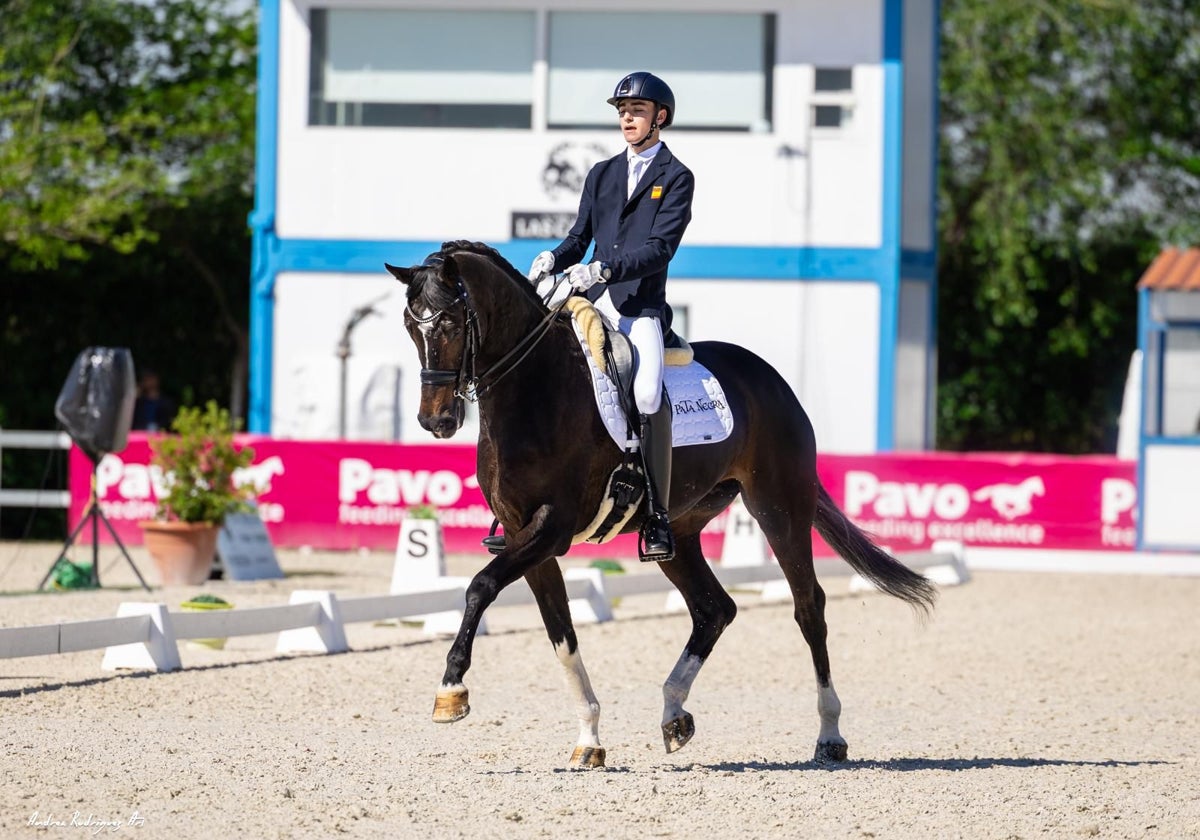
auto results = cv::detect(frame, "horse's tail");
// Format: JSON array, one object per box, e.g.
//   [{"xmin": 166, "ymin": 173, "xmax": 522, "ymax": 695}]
[{"xmin": 813, "ymin": 482, "xmax": 937, "ymax": 616}]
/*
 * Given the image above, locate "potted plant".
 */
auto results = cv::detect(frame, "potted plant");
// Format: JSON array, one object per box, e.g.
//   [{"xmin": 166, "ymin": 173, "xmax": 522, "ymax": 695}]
[
  {"xmin": 179, "ymin": 593, "xmax": 235, "ymax": 649},
  {"xmin": 139, "ymin": 401, "xmax": 256, "ymax": 586}
]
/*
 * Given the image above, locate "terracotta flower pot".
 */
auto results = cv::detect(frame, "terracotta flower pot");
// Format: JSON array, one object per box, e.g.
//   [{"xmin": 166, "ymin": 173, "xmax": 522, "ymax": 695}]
[{"xmin": 139, "ymin": 521, "xmax": 220, "ymax": 586}]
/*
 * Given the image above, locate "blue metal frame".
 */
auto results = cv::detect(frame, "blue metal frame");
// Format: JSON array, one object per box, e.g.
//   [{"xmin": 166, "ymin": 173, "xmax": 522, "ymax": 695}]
[
  {"xmin": 248, "ymin": 0, "xmax": 934, "ymax": 446},
  {"xmin": 249, "ymin": 0, "xmax": 281, "ymax": 434},
  {"xmin": 878, "ymin": 0, "xmax": 905, "ymax": 451}
]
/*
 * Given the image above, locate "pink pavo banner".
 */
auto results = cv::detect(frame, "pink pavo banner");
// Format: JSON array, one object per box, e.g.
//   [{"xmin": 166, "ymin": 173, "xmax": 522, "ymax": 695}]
[{"xmin": 72, "ymin": 436, "xmax": 1136, "ymax": 557}]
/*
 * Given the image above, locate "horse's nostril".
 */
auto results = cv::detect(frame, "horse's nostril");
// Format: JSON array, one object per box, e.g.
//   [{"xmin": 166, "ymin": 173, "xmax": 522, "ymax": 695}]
[{"xmin": 433, "ymin": 415, "xmax": 459, "ymax": 438}]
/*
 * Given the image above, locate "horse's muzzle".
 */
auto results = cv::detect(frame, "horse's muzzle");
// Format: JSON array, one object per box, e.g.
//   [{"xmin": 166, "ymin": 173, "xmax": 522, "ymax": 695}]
[{"xmin": 419, "ymin": 400, "xmax": 465, "ymax": 439}]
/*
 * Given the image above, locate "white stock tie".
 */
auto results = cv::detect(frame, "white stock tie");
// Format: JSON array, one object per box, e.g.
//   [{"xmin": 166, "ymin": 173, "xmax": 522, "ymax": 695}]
[{"xmin": 627, "ymin": 157, "xmax": 647, "ymax": 200}]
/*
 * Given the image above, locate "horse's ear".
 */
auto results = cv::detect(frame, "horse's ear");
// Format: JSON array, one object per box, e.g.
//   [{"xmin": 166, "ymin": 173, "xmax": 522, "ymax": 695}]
[{"xmin": 385, "ymin": 262, "xmax": 413, "ymax": 285}]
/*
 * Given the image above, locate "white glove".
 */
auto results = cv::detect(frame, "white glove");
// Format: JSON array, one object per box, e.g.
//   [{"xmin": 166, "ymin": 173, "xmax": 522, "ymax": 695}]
[
  {"xmin": 566, "ymin": 261, "xmax": 605, "ymax": 291},
  {"xmin": 527, "ymin": 251, "xmax": 555, "ymax": 282}
]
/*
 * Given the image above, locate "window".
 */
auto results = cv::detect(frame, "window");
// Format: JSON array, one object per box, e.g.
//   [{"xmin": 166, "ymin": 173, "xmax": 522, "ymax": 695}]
[
  {"xmin": 309, "ymin": 9, "xmax": 535, "ymax": 128},
  {"xmin": 811, "ymin": 66, "xmax": 854, "ymax": 129},
  {"xmin": 814, "ymin": 68, "xmax": 853, "ymax": 92},
  {"xmin": 307, "ymin": 9, "xmax": 775, "ymax": 132},
  {"xmin": 813, "ymin": 105, "xmax": 843, "ymax": 128},
  {"xmin": 547, "ymin": 12, "xmax": 775, "ymax": 131}
]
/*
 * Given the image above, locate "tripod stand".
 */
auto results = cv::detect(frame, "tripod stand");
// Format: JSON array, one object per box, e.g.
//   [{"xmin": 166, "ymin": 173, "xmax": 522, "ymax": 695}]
[{"xmin": 38, "ymin": 457, "xmax": 150, "ymax": 592}]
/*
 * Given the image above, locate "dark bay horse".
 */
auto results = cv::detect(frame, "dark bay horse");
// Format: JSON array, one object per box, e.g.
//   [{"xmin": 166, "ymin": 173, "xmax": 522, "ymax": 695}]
[{"xmin": 385, "ymin": 240, "xmax": 936, "ymax": 768}]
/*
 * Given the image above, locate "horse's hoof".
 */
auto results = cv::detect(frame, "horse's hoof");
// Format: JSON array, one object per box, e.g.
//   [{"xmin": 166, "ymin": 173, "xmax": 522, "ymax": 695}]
[
  {"xmin": 568, "ymin": 746, "xmax": 606, "ymax": 769},
  {"xmin": 662, "ymin": 712, "xmax": 695, "ymax": 753},
  {"xmin": 814, "ymin": 739, "xmax": 848, "ymax": 764},
  {"xmin": 432, "ymin": 686, "xmax": 470, "ymax": 723}
]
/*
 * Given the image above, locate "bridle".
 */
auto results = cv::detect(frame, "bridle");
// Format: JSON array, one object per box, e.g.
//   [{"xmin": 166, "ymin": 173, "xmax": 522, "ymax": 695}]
[{"xmin": 405, "ymin": 256, "xmax": 569, "ymax": 403}]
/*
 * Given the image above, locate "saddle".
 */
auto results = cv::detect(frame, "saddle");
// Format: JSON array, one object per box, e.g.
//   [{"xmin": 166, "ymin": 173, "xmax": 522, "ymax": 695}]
[{"xmin": 562, "ymin": 296, "xmax": 691, "ymax": 427}]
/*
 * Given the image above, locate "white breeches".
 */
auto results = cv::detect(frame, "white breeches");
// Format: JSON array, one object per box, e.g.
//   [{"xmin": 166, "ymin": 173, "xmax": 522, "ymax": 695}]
[{"xmin": 594, "ymin": 292, "xmax": 664, "ymax": 415}]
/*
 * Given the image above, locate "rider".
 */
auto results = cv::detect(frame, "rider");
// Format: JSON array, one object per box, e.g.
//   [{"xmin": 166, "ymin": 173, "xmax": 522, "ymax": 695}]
[{"xmin": 527, "ymin": 72, "xmax": 695, "ymax": 562}]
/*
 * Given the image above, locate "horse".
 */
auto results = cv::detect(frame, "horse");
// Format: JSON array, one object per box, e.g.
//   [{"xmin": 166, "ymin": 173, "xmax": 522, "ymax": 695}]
[{"xmin": 385, "ymin": 240, "xmax": 936, "ymax": 768}]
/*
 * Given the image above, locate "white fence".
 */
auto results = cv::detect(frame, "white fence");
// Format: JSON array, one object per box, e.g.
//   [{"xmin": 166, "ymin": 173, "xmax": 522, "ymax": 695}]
[
  {"xmin": 0, "ymin": 430, "xmax": 72, "ymax": 510},
  {"xmin": 0, "ymin": 548, "xmax": 967, "ymax": 673}
]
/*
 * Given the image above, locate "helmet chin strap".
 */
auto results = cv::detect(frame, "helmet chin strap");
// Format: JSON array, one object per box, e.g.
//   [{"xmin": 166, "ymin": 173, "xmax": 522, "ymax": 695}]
[
  {"xmin": 631, "ymin": 121, "xmax": 658, "ymax": 151},
  {"xmin": 629, "ymin": 104, "xmax": 664, "ymax": 151}
]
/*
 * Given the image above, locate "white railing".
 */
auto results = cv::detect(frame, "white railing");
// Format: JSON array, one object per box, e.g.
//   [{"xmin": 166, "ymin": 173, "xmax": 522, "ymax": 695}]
[
  {"xmin": 0, "ymin": 549, "xmax": 968, "ymax": 672},
  {"xmin": 0, "ymin": 429, "xmax": 72, "ymax": 510}
]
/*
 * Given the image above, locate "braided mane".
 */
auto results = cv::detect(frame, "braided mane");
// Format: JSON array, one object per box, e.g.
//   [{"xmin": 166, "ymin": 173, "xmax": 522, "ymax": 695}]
[{"xmin": 438, "ymin": 240, "xmax": 548, "ymax": 310}]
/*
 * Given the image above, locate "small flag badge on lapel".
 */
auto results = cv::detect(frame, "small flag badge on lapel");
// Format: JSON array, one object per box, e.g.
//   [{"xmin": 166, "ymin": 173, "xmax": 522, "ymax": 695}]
[{"xmin": 650, "ymin": 185, "xmax": 663, "ymax": 200}]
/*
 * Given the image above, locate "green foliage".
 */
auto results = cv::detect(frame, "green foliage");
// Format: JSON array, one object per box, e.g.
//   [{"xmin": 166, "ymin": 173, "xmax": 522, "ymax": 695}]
[
  {"xmin": 937, "ymin": 0, "xmax": 1200, "ymax": 452},
  {"xmin": 149, "ymin": 401, "xmax": 255, "ymax": 524},
  {"xmin": 0, "ymin": 0, "xmax": 257, "ymax": 270},
  {"xmin": 181, "ymin": 593, "xmax": 233, "ymax": 609},
  {"xmin": 406, "ymin": 504, "xmax": 439, "ymax": 520},
  {"xmin": 0, "ymin": 0, "xmax": 255, "ymax": 540}
]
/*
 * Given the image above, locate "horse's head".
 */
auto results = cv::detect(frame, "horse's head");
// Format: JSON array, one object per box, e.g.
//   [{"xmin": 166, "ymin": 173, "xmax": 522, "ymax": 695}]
[
  {"xmin": 386, "ymin": 254, "xmax": 473, "ymax": 438},
  {"xmin": 387, "ymin": 241, "xmax": 552, "ymax": 439}
]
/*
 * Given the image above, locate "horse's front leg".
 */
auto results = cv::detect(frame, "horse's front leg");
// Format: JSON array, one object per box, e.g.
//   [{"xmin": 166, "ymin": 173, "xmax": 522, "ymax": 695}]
[
  {"xmin": 523, "ymin": 562, "xmax": 606, "ymax": 769},
  {"xmin": 432, "ymin": 504, "xmax": 571, "ymax": 724}
]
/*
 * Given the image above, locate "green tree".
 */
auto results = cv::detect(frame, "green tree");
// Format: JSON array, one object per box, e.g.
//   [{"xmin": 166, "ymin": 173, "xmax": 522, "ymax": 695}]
[
  {"xmin": 937, "ymin": 0, "xmax": 1200, "ymax": 452},
  {"xmin": 0, "ymin": 0, "xmax": 256, "ymax": 421},
  {"xmin": 0, "ymin": 0, "xmax": 255, "ymax": 538}
]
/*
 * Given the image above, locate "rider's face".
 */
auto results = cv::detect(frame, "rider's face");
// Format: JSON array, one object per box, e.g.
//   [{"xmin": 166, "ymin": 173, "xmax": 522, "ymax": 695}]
[{"xmin": 616, "ymin": 98, "xmax": 662, "ymax": 144}]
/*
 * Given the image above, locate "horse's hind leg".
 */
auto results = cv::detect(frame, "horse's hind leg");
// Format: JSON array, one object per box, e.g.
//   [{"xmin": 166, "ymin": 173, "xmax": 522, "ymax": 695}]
[
  {"xmin": 524, "ymin": 561, "xmax": 606, "ymax": 769},
  {"xmin": 741, "ymin": 483, "xmax": 848, "ymax": 764},
  {"xmin": 656, "ymin": 513, "xmax": 739, "ymax": 753}
]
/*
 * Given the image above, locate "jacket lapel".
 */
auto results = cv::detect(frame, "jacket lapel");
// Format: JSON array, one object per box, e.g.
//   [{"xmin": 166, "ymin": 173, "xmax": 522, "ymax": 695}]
[{"xmin": 626, "ymin": 146, "xmax": 672, "ymax": 206}]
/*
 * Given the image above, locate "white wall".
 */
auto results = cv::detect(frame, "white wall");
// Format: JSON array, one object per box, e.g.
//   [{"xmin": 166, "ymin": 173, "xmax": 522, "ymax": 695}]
[
  {"xmin": 271, "ymin": 271, "xmax": 882, "ymax": 451},
  {"xmin": 276, "ymin": 0, "xmax": 887, "ymax": 248},
  {"xmin": 895, "ymin": 279, "xmax": 932, "ymax": 449},
  {"xmin": 264, "ymin": 0, "xmax": 933, "ymax": 454}
]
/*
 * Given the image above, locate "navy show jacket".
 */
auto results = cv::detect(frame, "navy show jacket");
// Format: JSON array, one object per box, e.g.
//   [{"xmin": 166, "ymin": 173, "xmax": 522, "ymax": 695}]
[{"xmin": 551, "ymin": 144, "xmax": 695, "ymax": 321}]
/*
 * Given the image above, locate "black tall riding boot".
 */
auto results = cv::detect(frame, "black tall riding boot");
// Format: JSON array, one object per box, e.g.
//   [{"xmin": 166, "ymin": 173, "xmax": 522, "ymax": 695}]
[{"xmin": 638, "ymin": 397, "xmax": 674, "ymax": 562}]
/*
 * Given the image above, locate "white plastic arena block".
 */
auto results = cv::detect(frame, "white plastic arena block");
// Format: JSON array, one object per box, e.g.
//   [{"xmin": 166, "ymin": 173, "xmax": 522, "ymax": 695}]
[
  {"xmin": 410, "ymin": 577, "xmax": 488, "ymax": 637},
  {"xmin": 101, "ymin": 603, "xmax": 181, "ymax": 672},
  {"xmin": 720, "ymin": 496, "xmax": 772, "ymax": 568},
  {"xmin": 391, "ymin": 518, "xmax": 446, "ymax": 591},
  {"xmin": 848, "ymin": 573, "xmax": 876, "ymax": 594},
  {"xmin": 926, "ymin": 540, "xmax": 971, "ymax": 586},
  {"xmin": 564, "ymin": 568, "xmax": 614, "ymax": 624},
  {"xmin": 760, "ymin": 579, "xmax": 793, "ymax": 603},
  {"xmin": 664, "ymin": 589, "xmax": 688, "ymax": 613},
  {"xmin": 276, "ymin": 591, "xmax": 349, "ymax": 654}
]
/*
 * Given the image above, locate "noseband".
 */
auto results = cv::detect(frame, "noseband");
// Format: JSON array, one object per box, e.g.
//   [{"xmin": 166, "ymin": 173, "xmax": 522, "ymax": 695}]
[{"xmin": 405, "ymin": 255, "xmax": 567, "ymax": 403}]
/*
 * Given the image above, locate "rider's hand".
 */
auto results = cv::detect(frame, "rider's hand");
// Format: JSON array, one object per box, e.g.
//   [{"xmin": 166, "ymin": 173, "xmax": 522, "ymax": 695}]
[
  {"xmin": 527, "ymin": 251, "xmax": 555, "ymax": 283},
  {"xmin": 566, "ymin": 261, "xmax": 605, "ymax": 291}
]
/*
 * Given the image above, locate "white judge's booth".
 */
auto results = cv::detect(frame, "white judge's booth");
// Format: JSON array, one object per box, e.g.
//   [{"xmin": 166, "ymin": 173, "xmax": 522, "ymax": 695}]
[
  {"xmin": 248, "ymin": 0, "xmax": 940, "ymax": 454},
  {"xmin": 1136, "ymin": 248, "xmax": 1200, "ymax": 552}
]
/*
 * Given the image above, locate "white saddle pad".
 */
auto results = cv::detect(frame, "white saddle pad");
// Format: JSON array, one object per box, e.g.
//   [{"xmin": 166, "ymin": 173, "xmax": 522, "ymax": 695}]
[{"xmin": 571, "ymin": 320, "xmax": 735, "ymax": 450}]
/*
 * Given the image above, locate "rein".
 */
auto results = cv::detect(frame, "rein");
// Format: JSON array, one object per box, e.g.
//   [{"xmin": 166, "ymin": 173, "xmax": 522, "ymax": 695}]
[{"xmin": 406, "ymin": 258, "xmax": 570, "ymax": 403}]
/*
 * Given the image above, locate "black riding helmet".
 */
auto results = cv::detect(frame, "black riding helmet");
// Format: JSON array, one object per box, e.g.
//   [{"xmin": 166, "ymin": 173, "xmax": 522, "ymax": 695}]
[{"xmin": 607, "ymin": 72, "xmax": 675, "ymax": 128}]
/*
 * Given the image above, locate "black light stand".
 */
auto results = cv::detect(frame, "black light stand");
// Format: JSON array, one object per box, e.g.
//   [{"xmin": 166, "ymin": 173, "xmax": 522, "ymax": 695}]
[
  {"xmin": 38, "ymin": 456, "xmax": 150, "ymax": 592},
  {"xmin": 42, "ymin": 346, "xmax": 148, "ymax": 592}
]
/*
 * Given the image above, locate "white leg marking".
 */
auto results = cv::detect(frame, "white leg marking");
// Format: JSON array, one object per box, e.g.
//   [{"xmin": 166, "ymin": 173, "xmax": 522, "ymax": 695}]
[
  {"xmin": 817, "ymin": 680, "xmax": 844, "ymax": 743},
  {"xmin": 554, "ymin": 641, "xmax": 601, "ymax": 749},
  {"xmin": 662, "ymin": 653, "xmax": 704, "ymax": 726}
]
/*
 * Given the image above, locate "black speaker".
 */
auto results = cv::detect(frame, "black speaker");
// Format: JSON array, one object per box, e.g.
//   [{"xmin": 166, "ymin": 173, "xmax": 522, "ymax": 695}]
[{"xmin": 54, "ymin": 347, "xmax": 137, "ymax": 462}]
